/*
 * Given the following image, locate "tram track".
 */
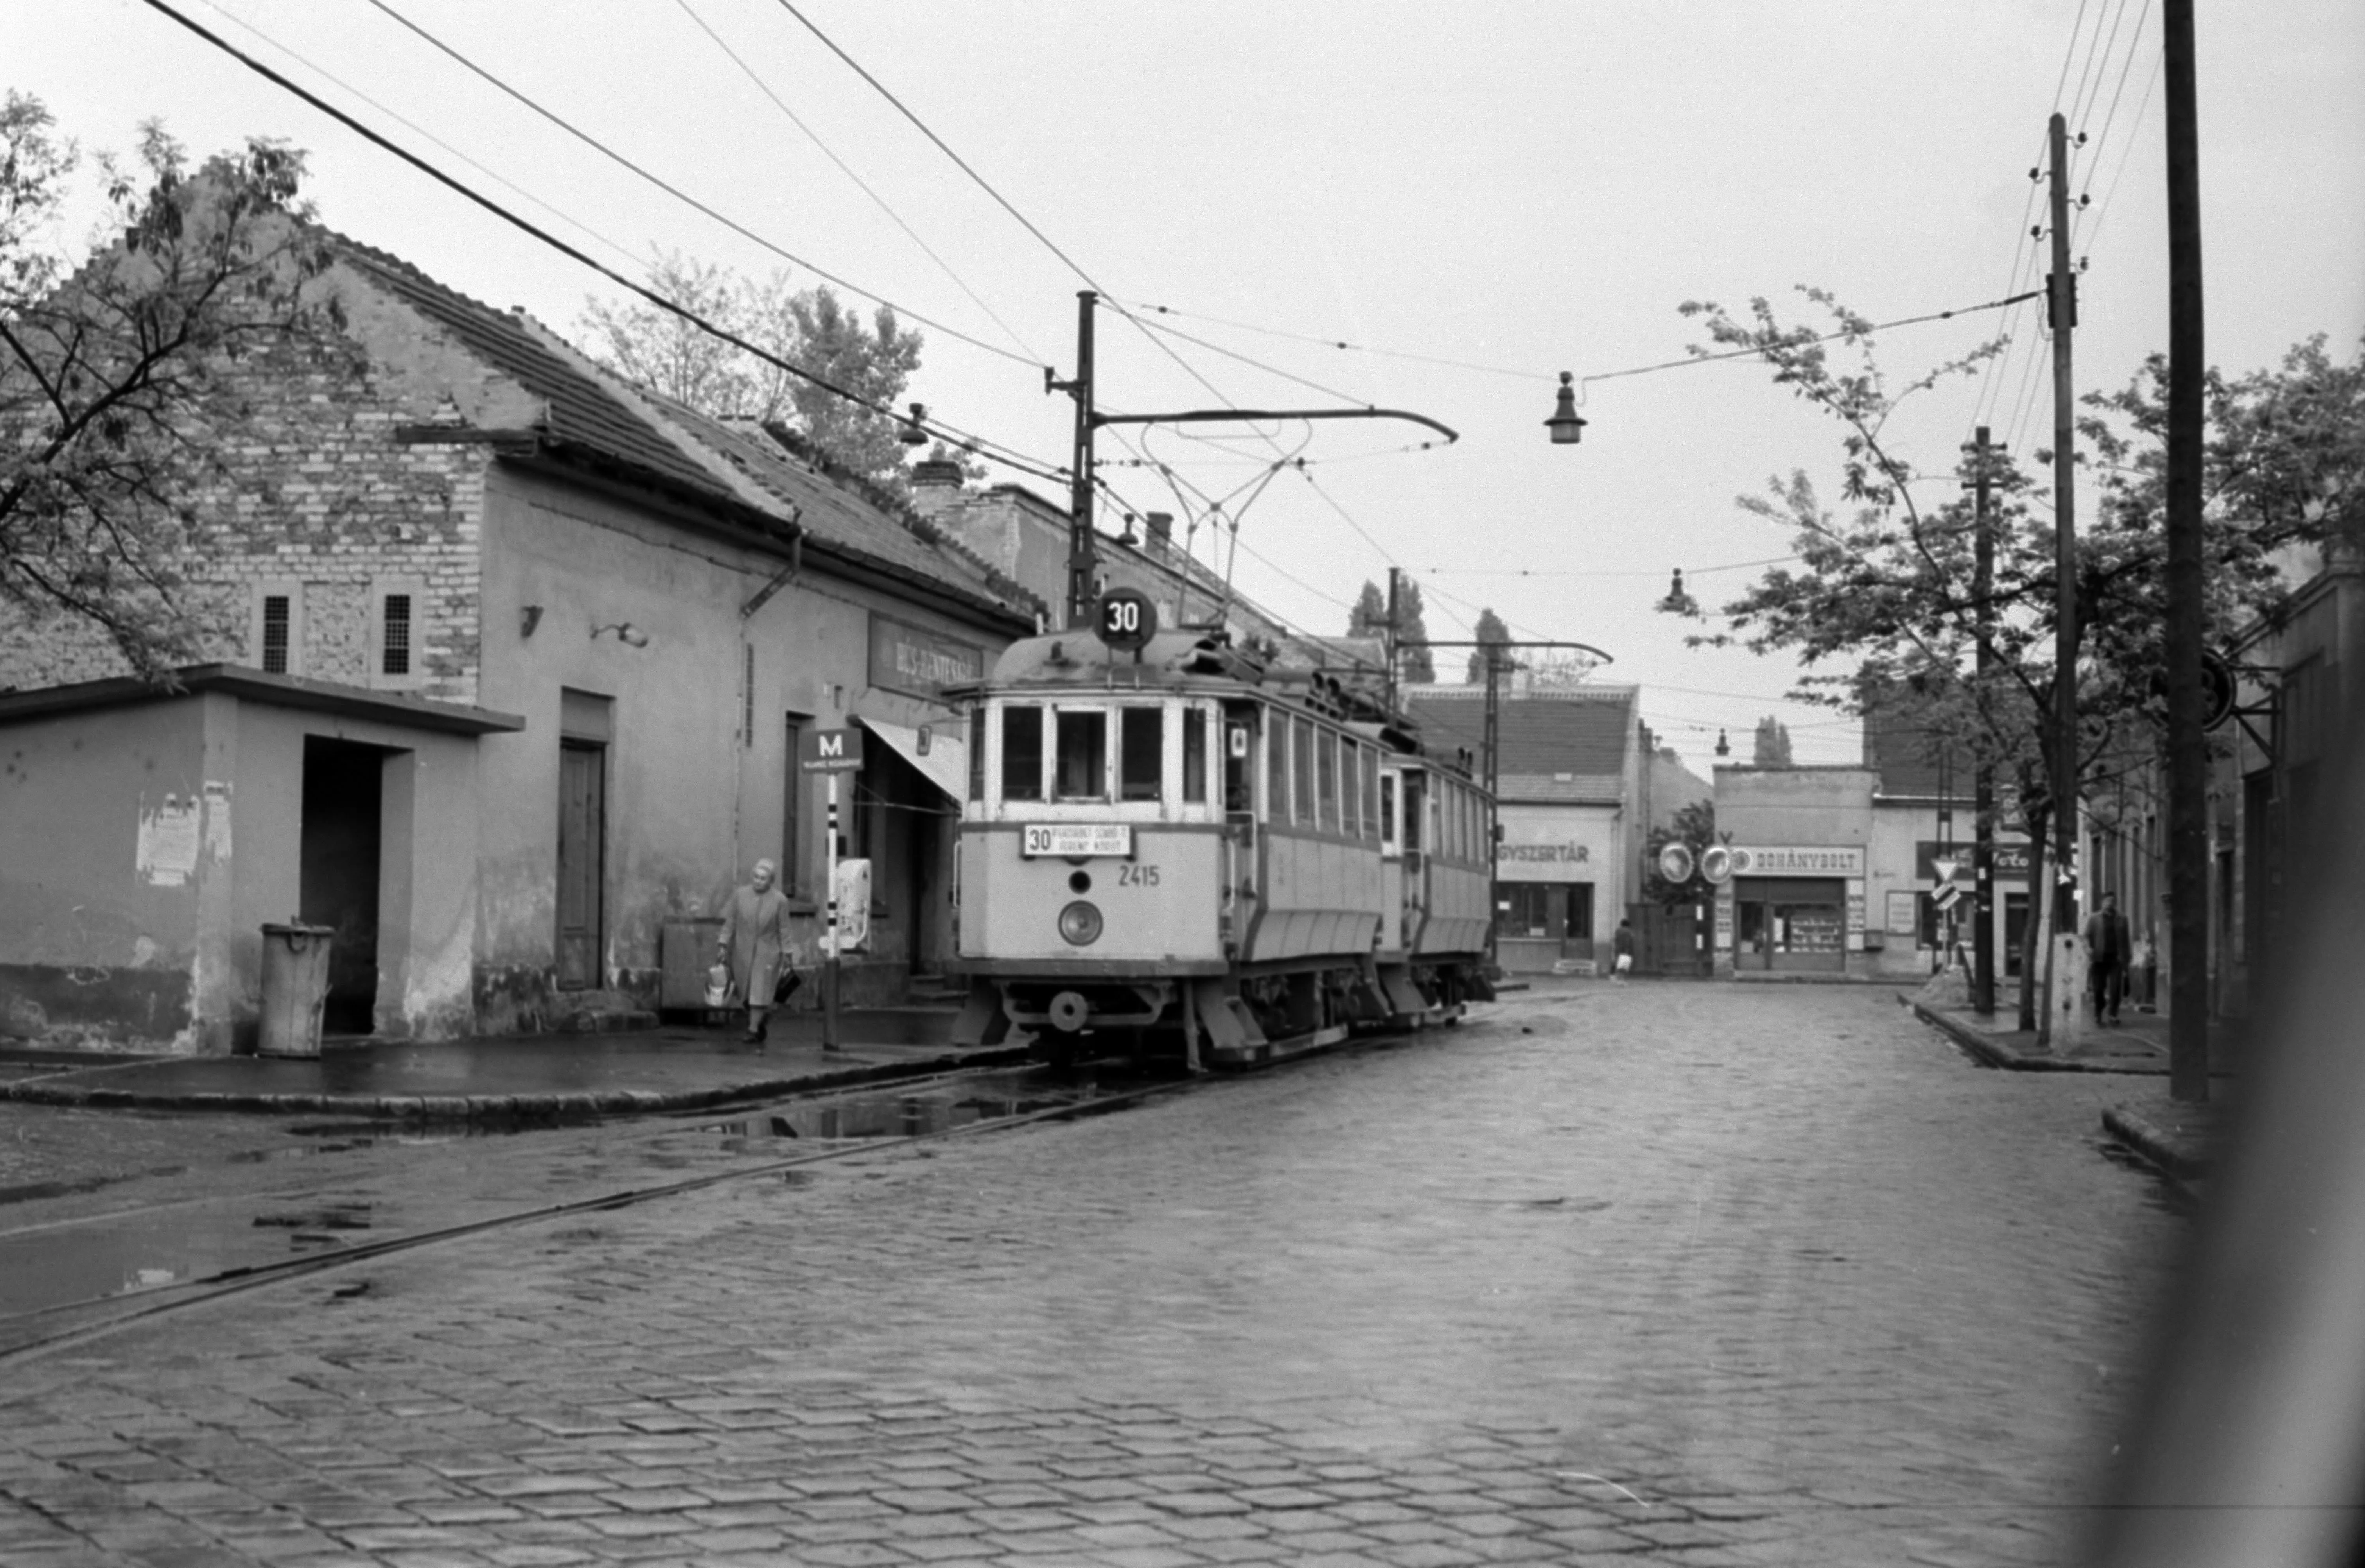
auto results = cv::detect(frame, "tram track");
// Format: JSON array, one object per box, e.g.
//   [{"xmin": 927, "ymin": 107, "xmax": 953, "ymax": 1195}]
[{"xmin": 0, "ymin": 1064, "xmax": 1174, "ymax": 1367}]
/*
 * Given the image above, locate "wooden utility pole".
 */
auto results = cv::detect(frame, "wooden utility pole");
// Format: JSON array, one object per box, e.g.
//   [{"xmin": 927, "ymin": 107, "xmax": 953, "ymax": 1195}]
[
  {"xmin": 1972, "ymin": 426, "xmax": 1998, "ymax": 1015},
  {"xmin": 2047, "ymin": 114, "xmax": 2081, "ymax": 950},
  {"xmin": 2162, "ymin": 0, "xmax": 2210, "ymax": 1100}
]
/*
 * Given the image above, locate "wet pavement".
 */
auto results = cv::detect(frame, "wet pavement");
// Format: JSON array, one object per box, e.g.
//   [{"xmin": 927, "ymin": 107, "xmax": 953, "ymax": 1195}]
[
  {"xmin": 0, "ymin": 1007, "xmax": 1027, "ymax": 1120},
  {"xmin": 0, "ymin": 984, "xmax": 2188, "ymax": 1566},
  {"xmin": 0, "ymin": 1066, "xmax": 1135, "ymax": 1338}
]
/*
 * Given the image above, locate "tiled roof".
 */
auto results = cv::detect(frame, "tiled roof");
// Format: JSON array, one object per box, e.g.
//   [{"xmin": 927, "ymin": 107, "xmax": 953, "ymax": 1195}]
[
  {"xmin": 332, "ymin": 236, "xmax": 1032, "ymax": 624},
  {"xmin": 1403, "ymin": 685, "xmax": 1636, "ymax": 791}
]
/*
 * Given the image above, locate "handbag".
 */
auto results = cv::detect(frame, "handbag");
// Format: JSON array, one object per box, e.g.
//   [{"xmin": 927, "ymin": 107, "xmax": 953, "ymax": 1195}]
[
  {"xmin": 704, "ymin": 962, "xmax": 731, "ymax": 1008},
  {"xmin": 772, "ymin": 966, "xmax": 802, "ymax": 1005}
]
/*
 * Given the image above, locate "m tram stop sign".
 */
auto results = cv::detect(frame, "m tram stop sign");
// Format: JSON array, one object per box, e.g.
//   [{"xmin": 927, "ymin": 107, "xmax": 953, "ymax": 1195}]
[
  {"xmin": 1095, "ymin": 587, "xmax": 1158, "ymax": 653},
  {"xmin": 799, "ymin": 726, "xmax": 864, "ymax": 773}
]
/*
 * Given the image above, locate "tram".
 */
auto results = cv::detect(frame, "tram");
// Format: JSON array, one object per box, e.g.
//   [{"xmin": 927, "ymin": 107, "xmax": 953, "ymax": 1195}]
[{"xmin": 946, "ymin": 598, "xmax": 1495, "ymax": 1067}]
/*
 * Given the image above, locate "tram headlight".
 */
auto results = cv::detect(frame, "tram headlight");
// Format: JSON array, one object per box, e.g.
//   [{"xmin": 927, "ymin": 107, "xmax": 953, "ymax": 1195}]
[{"xmin": 1057, "ymin": 900, "xmax": 1104, "ymax": 946}]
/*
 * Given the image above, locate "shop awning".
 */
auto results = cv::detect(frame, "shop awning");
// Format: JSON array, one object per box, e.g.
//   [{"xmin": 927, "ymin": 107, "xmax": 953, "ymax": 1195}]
[{"xmin": 858, "ymin": 714, "xmax": 966, "ymax": 802}]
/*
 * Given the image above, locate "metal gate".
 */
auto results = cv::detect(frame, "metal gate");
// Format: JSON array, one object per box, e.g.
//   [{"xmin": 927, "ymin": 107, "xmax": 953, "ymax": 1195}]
[{"xmin": 1627, "ymin": 901, "xmax": 1710, "ymax": 977}]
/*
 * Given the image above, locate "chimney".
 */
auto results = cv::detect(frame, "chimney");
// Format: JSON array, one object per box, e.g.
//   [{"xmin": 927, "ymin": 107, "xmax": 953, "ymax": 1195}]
[
  {"xmin": 1145, "ymin": 511, "xmax": 1173, "ymax": 551},
  {"xmin": 906, "ymin": 454, "xmax": 966, "ymax": 519}
]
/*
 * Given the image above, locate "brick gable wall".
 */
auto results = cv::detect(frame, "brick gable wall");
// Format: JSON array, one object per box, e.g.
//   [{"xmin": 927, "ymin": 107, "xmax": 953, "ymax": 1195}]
[{"xmin": 0, "ymin": 261, "xmax": 535, "ymax": 706}]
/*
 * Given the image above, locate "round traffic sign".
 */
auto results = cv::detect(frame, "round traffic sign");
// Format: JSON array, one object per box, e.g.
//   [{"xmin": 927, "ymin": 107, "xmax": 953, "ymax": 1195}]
[
  {"xmin": 1657, "ymin": 842, "xmax": 1695, "ymax": 883},
  {"xmin": 1095, "ymin": 588, "xmax": 1157, "ymax": 652},
  {"xmin": 2200, "ymin": 650, "xmax": 2236, "ymax": 731}
]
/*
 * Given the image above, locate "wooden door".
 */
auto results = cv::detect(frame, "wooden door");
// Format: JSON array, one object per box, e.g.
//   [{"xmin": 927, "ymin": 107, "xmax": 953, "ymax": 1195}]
[{"xmin": 556, "ymin": 742, "xmax": 605, "ymax": 990}]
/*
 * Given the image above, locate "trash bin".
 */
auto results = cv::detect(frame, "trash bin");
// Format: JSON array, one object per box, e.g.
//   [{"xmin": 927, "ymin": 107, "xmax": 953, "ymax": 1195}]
[{"xmin": 258, "ymin": 922, "xmax": 336, "ymax": 1058}]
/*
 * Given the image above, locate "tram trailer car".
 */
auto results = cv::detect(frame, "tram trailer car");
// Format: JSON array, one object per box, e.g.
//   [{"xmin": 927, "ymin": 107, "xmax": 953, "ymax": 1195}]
[{"xmin": 947, "ymin": 626, "xmax": 1493, "ymax": 1067}]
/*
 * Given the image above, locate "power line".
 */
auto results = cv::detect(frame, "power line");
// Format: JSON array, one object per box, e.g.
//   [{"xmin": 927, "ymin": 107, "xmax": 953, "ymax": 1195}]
[
  {"xmin": 188, "ymin": 0, "xmax": 644, "ymax": 272},
  {"xmin": 772, "ymin": 0, "xmax": 1101, "ymax": 303},
  {"xmin": 138, "ymin": 0, "xmax": 1068, "ymax": 486},
  {"xmin": 672, "ymin": 0, "xmax": 1042, "ymax": 364},
  {"xmin": 2077, "ymin": 0, "xmax": 2153, "ymax": 186},
  {"xmin": 354, "ymin": 0, "xmax": 1040, "ymax": 369},
  {"xmin": 1410, "ymin": 554, "xmax": 1802, "ymax": 580}
]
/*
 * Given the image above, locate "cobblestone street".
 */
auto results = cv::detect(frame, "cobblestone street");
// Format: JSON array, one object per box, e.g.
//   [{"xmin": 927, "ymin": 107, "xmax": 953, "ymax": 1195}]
[{"xmin": 0, "ymin": 984, "xmax": 2186, "ymax": 1565}]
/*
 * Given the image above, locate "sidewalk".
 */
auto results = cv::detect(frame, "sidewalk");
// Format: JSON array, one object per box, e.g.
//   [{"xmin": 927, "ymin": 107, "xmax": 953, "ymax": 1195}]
[
  {"xmin": 1907, "ymin": 991, "xmax": 2237, "ymax": 1194},
  {"xmin": 0, "ymin": 1007, "xmax": 1030, "ymax": 1123}
]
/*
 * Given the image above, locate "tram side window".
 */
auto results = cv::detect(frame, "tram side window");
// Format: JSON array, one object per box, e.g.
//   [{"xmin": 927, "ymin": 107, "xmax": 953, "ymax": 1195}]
[
  {"xmin": 967, "ymin": 708, "xmax": 985, "ymax": 803},
  {"xmin": 1292, "ymin": 717, "xmax": 1315, "ymax": 826},
  {"xmin": 1380, "ymin": 772, "xmax": 1398, "ymax": 851},
  {"xmin": 1182, "ymin": 706, "xmax": 1208, "ymax": 804},
  {"xmin": 1055, "ymin": 709, "xmax": 1108, "ymax": 799},
  {"xmin": 1225, "ymin": 705, "xmax": 1255, "ymax": 811},
  {"xmin": 1119, "ymin": 706, "xmax": 1163, "ymax": 802},
  {"xmin": 1001, "ymin": 705, "xmax": 1043, "ymax": 801},
  {"xmin": 1317, "ymin": 727, "xmax": 1339, "ymax": 832},
  {"xmin": 1265, "ymin": 709, "xmax": 1288, "ymax": 820},
  {"xmin": 1403, "ymin": 773, "xmax": 1424, "ymax": 851},
  {"xmin": 1362, "ymin": 750, "xmax": 1381, "ymax": 842},
  {"xmin": 1340, "ymin": 741, "xmax": 1359, "ymax": 838}
]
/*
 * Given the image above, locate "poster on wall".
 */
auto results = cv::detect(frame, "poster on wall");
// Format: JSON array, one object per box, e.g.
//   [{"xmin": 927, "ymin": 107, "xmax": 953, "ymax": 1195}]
[
  {"xmin": 137, "ymin": 793, "xmax": 200, "ymax": 886},
  {"xmin": 1886, "ymin": 890, "xmax": 1920, "ymax": 935}
]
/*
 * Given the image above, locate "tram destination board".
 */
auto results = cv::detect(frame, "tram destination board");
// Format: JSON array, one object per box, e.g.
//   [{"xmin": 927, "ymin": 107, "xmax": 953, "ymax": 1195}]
[{"xmin": 1022, "ymin": 824, "xmax": 1134, "ymax": 858}]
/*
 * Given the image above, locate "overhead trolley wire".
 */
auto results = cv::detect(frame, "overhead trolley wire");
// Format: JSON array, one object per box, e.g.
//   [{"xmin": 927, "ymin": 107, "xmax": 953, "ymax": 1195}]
[
  {"xmin": 139, "ymin": 0, "xmax": 1068, "ymax": 486},
  {"xmin": 354, "ymin": 0, "xmax": 1042, "ymax": 371},
  {"xmin": 770, "ymin": 0, "xmax": 1431, "ymax": 582},
  {"xmin": 1121, "ymin": 291, "xmax": 2046, "ymax": 398},
  {"xmin": 191, "ymin": 0, "xmax": 645, "ymax": 274},
  {"xmin": 671, "ymin": 0, "xmax": 1043, "ymax": 365}
]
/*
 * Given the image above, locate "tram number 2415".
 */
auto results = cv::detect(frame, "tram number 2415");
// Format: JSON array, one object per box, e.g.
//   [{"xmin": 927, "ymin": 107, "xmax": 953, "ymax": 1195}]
[{"xmin": 1116, "ymin": 863, "xmax": 1161, "ymax": 887}]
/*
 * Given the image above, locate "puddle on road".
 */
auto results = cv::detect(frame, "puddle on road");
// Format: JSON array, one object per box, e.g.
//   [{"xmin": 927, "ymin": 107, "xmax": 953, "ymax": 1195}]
[
  {"xmin": 0, "ymin": 1194, "xmax": 386, "ymax": 1322},
  {"xmin": 704, "ymin": 1069, "xmax": 1127, "ymax": 1149}
]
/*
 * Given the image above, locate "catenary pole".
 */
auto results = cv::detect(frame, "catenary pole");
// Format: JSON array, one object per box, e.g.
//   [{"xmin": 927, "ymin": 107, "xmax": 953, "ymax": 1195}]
[
  {"xmin": 1972, "ymin": 426, "xmax": 1998, "ymax": 1015},
  {"xmin": 2047, "ymin": 112, "xmax": 2082, "ymax": 1017},
  {"xmin": 2162, "ymin": 0, "xmax": 2210, "ymax": 1101},
  {"xmin": 1058, "ymin": 291, "xmax": 1098, "ymax": 630}
]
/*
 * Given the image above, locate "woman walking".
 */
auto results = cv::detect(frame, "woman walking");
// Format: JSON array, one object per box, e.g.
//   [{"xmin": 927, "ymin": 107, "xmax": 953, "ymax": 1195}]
[{"xmin": 718, "ymin": 858, "xmax": 790, "ymax": 1044}]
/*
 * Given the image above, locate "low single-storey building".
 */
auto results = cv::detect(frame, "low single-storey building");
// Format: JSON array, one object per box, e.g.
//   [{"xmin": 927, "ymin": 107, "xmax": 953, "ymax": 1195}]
[{"xmin": 0, "ymin": 229, "xmax": 1037, "ymax": 1054}]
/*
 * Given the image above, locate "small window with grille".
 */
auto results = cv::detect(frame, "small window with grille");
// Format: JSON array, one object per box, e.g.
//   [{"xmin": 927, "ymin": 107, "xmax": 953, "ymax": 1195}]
[
  {"xmin": 381, "ymin": 595, "xmax": 412, "ymax": 676},
  {"xmin": 249, "ymin": 581, "xmax": 303, "ymax": 676},
  {"xmin": 368, "ymin": 578, "xmax": 427, "ymax": 689}
]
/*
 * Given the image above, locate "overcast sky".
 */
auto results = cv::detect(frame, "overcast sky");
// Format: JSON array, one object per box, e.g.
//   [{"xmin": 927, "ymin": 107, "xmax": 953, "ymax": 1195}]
[{"xmin": 9, "ymin": 1, "xmax": 2361, "ymax": 771}]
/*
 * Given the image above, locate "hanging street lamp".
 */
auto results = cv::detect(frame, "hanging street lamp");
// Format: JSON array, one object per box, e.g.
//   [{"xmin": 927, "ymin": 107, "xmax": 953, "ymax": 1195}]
[{"xmin": 1545, "ymin": 371, "xmax": 1588, "ymax": 445}]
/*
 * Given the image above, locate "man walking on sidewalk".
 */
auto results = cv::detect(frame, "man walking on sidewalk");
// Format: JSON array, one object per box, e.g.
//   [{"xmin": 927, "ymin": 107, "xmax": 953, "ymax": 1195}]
[
  {"xmin": 2084, "ymin": 891, "xmax": 2130, "ymax": 1026},
  {"xmin": 1611, "ymin": 919, "xmax": 1636, "ymax": 982}
]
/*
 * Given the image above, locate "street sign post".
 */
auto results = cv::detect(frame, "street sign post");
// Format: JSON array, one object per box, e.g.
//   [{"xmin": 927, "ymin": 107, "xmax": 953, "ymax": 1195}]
[{"xmin": 798, "ymin": 727, "xmax": 864, "ymax": 1050}]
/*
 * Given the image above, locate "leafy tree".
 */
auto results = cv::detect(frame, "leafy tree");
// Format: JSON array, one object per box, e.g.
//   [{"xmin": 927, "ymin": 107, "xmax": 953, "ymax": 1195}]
[
  {"xmin": 1464, "ymin": 606, "xmax": 1512, "ymax": 683},
  {"xmin": 579, "ymin": 252, "xmax": 924, "ymax": 484},
  {"xmin": 1668, "ymin": 289, "xmax": 2362, "ymax": 1027},
  {"xmin": 1642, "ymin": 799, "xmax": 1724, "ymax": 909},
  {"xmin": 1347, "ymin": 579, "xmax": 1387, "ymax": 638},
  {"xmin": 0, "ymin": 93, "xmax": 338, "ymax": 682},
  {"xmin": 1751, "ymin": 717, "xmax": 1794, "ymax": 766}
]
